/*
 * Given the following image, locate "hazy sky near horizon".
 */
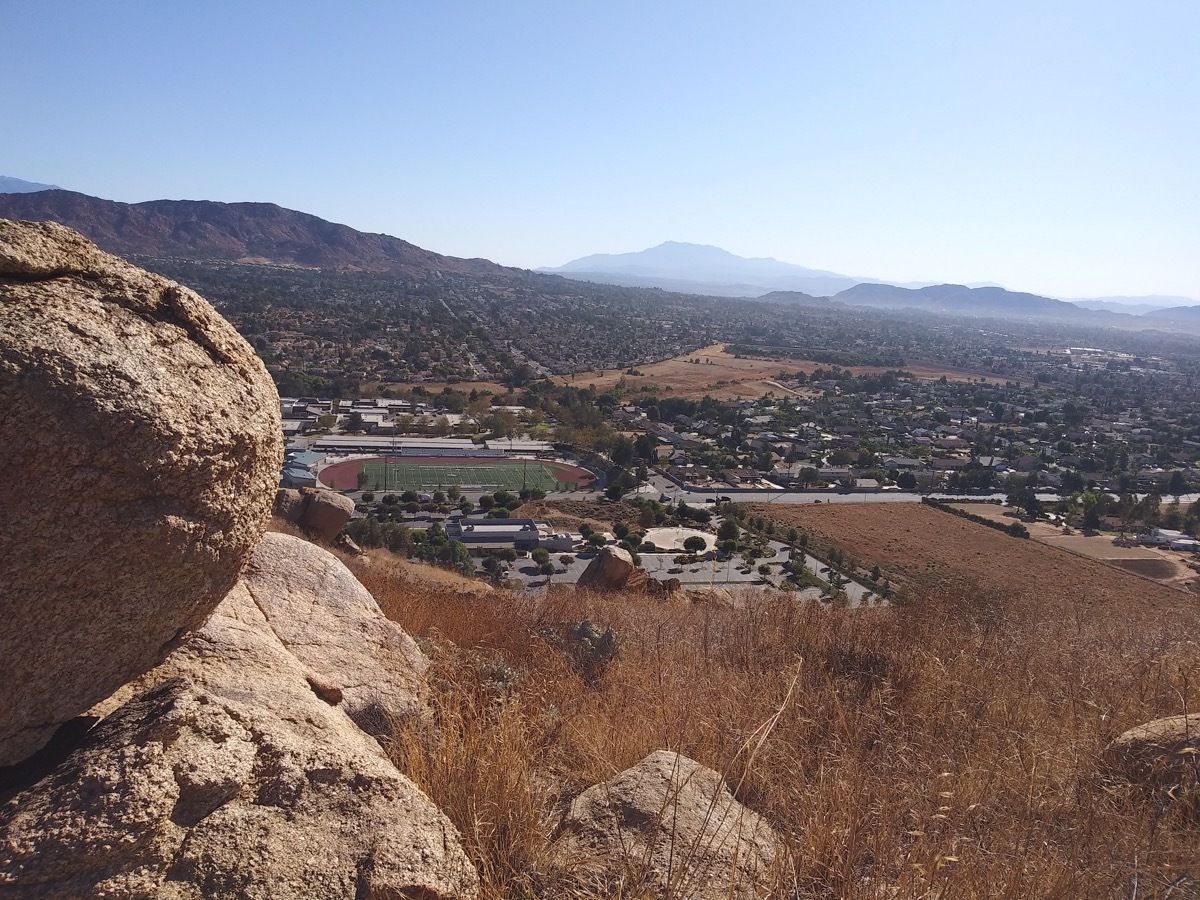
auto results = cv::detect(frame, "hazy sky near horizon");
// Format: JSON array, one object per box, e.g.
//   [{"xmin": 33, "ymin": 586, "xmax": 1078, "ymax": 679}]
[{"xmin": 4, "ymin": 1, "xmax": 1198, "ymax": 299}]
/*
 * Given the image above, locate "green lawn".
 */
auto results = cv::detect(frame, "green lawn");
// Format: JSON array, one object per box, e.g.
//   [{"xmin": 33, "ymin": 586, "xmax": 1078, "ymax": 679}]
[{"xmin": 358, "ymin": 460, "xmax": 576, "ymax": 493}]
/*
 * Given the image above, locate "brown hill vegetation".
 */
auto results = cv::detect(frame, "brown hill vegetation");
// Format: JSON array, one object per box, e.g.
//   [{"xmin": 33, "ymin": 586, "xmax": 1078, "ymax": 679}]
[
  {"xmin": 351, "ymin": 542, "xmax": 1200, "ymax": 898},
  {"xmin": 0, "ymin": 189, "xmax": 516, "ymax": 276}
]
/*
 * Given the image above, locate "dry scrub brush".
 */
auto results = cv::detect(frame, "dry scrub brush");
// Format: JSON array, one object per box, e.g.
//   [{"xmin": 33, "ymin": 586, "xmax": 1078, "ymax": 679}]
[{"xmin": 354, "ymin": 555, "xmax": 1200, "ymax": 899}]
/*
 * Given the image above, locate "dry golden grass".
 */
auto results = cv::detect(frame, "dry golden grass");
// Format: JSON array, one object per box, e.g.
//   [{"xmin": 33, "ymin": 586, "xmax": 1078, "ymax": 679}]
[
  {"xmin": 548, "ymin": 344, "xmax": 1016, "ymax": 401},
  {"xmin": 351, "ymin": 548, "xmax": 1200, "ymax": 898}
]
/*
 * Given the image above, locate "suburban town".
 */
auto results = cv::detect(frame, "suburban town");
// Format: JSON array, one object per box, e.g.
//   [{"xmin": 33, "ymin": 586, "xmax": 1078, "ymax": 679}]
[{"xmin": 274, "ymin": 329, "xmax": 1200, "ymax": 599}]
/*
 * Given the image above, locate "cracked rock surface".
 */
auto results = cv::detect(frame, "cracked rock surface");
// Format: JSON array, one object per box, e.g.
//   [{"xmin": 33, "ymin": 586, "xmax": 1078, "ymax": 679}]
[
  {"xmin": 0, "ymin": 219, "xmax": 283, "ymax": 766},
  {"xmin": 549, "ymin": 750, "xmax": 780, "ymax": 900},
  {"xmin": 0, "ymin": 534, "xmax": 478, "ymax": 899}
]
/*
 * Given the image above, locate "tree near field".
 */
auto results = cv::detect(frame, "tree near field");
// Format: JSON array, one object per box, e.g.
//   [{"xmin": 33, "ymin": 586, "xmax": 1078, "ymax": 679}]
[
  {"xmin": 1079, "ymin": 490, "xmax": 1108, "ymax": 531},
  {"xmin": 1007, "ymin": 488, "xmax": 1042, "ymax": 518},
  {"xmin": 717, "ymin": 520, "xmax": 740, "ymax": 543},
  {"xmin": 634, "ymin": 433, "xmax": 658, "ymax": 463},
  {"xmin": 1168, "ymin": 470, "xmax": 1189, "ymax": 497},
  {"xmin": 611, "ymin": 437, "xmax": 635, "ymax": 468},
  {"xmin": 896, "ymin": 471, "xmax": 918, "ymax": 491},
  {"xmin": 1136, "ymin": 492, "xmax": 1162, "ymax": 528},
  {"xmin": 683, "ymin": 535, "xmax": 708, "ymax": 554},
  {"xmin": 634, "ymin": 504, "xmax": 653, "ymax": 529}
]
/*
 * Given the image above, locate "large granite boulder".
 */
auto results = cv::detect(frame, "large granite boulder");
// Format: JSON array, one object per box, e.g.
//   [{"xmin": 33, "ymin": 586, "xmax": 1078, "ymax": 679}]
[
  {"xmin": 275, "ymin": 487, "xmax": 355, "ymax": 543},
  {"xmin": 578, "ymin": 546, "xmax": 649, "ymax": 592},
  {"xmin": 238, "ymin": 532, "xmax": 428, "ymax": 734},
  {"xmin": 0, "ymin": 220, "xmax": 282, "ymax": 766},
  {"xmin": 0, "ymin": 535, "xmax": 478, "ymax": 899},
  {"xmin": 549, "ymin": 750, "xmax": 780, "ymax": 899}
]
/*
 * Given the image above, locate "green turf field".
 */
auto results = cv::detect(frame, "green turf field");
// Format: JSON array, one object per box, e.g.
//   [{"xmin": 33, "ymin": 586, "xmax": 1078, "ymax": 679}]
[{"xmin": 358, "ymin": 460, "xmax": 577, "ymax": 493}]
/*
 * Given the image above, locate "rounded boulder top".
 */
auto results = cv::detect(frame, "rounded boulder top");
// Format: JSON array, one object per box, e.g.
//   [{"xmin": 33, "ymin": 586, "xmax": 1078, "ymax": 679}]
[{"xmin": 0, "ymin": 219, "xmax": 283, "ymax": 766}]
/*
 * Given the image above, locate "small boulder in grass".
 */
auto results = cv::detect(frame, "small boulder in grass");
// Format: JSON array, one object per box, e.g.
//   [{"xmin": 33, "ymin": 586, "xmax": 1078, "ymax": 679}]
[{"xmin": 1104, "ymin": 714, "xmax": 1200, "ymax": 803}]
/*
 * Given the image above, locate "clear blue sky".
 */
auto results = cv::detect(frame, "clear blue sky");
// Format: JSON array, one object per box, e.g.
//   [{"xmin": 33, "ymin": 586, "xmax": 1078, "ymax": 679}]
[{"xmin": 4, "ymin": 1, "xmax": 1197, "ymax": 299}]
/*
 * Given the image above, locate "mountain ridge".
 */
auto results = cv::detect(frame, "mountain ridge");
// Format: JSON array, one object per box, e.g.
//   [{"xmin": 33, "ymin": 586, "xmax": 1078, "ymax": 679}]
[
  {"xmin": 540, "ymin": 241, "xmax": 876, "ymax": 296},
  {"xmin": 0, "ymin": 175, "xmax": 61, "ymax": 194},
  {"xmin": 0, "ymin": 190, "xmax": 515, "ymax": 278}
]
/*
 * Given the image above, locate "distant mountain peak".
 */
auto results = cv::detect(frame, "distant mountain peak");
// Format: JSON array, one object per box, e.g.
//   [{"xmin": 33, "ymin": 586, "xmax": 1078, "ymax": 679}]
[
  {"xmin": 539, "ymin": 241, "xmax": 870, "ymax": 297},
  {"xmin": 0, "ymin": 175, "xmax": 61, "ymax": 194}
]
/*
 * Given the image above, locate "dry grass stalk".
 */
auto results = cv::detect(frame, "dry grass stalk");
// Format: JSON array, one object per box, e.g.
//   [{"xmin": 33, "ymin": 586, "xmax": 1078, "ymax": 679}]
[{"xmin": 351, "ymin": 553, "xmax": 1200, "ymax": 899}]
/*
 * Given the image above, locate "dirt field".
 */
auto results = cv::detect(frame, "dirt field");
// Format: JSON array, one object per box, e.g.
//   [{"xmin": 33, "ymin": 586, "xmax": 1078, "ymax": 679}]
[
  {"xmin": 749, "ymin": 502, "xmax": 1198, "ymax": 621},
  {"xmin": 511, "ymin": 499, "xmax": 646, "ymax": 532},
  {"xmin": 554, "ymin": 344, "xmax": 1017, "ymax": 400},
  {"xmin": 948, "ymin": 503, "xmax": 1197, "ymax": 588}
]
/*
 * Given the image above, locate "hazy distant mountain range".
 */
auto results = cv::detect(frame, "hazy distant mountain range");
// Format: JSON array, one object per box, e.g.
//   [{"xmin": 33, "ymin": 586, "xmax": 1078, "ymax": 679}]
[
  {"xmin": 1067, "ymin": 296, "xmax": 1200, "ymax": 315},
  {"xmin": 538, "ymin": 241, "xmax": 875, "ymax": 296},
  {"xmin": 539, "ymin": 241, "xmax": 1011, "ymax": 298},
  {"xmin": 0, "ymin": 188, "xmax": 510, "ymax": 278},
  {"xmin": 1, "ymin": 179, "xmax": 1196, "ymax": 329},
  {"xmin": 544, "ymin": 241, "xmax": 1198, "ymax": 321},
  {"xmin": 0, "ymin": 175, "xmax": 61, "ymax": 193}
]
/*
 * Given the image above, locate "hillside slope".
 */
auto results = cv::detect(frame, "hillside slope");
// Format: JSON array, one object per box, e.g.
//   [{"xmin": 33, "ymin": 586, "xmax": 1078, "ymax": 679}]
[{"xmin": 0, "ymin": 190, "xmax": 516, "ymax": 277}]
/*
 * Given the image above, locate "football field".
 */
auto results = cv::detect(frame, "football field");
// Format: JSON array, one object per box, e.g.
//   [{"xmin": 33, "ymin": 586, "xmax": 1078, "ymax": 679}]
[{"xmin": 357, "ymin": 459, "xmax": 578, "ymax": 493}]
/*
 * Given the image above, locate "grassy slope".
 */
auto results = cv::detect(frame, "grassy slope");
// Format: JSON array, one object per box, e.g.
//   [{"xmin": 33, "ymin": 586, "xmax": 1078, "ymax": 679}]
[{"xmin": 350, "ymin": 529, "xmax": 1200, "ymax": 899}]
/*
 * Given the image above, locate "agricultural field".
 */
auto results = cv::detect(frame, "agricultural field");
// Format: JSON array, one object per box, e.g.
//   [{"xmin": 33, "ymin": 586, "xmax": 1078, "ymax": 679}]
[
  {"xmin": 948, "ymin": 503, "xmax": 1198, "ymax": 589},
  {"xmin": 747, "ymin": 502, "xmax": 1197, "ymax": 623}
]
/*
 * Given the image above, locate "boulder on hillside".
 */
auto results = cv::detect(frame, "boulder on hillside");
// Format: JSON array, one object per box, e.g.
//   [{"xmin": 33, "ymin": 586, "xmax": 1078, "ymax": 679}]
[
  {"xmin": 1104, "ymin": 714, "xmax": 1200, "ymax": 791},
  {"xmin": 686, "ymin": 587, "xmax": 738, "ymax": 607},
  {"xmin": 549, "ymin": 750, "xmax": 780, "ymax": 900},
  {"xmin": 0, "ymin": 535, "xmax": 478, "ymax": 899},
  {"xmin": 578, "ymin": 546, "xmax": 648, "ymax": 592},
  {"xmin": 275, "ymin": 487, "xmax": 356, "ymax": 542},
  {"xmin": 646, "ymin": 576, "xmax": 687, "ymax": 602},
  {"xmin": 0, "ymin": 220, "xmax": 282, "ymax": 766}
]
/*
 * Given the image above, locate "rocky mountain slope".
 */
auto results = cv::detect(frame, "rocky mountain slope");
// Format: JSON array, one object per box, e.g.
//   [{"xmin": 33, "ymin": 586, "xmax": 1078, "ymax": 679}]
[{"xmin": 0, "ymin": 189, "xmax": 516, "ymax": 277}]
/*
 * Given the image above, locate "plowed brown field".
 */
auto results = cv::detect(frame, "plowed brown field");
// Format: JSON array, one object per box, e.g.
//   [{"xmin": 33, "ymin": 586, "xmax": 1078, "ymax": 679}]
[{"xmin": 750, "ymin": 502, "xmax": 1198, "ymax": 623}]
